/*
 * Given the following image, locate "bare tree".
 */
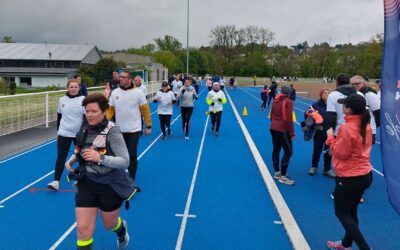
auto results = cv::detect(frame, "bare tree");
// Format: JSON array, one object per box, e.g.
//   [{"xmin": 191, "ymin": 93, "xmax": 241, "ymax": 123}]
[
  {"xmin": 245, "ymin": 25, "xmax": 261, "ymax": 53},
  {"xmin": 259, "ymin": 28, "xmax": 275, "ymax": 54},
  {"xmin": 209, "ymin": 25, "xmax": 238, "ymax": 61}
]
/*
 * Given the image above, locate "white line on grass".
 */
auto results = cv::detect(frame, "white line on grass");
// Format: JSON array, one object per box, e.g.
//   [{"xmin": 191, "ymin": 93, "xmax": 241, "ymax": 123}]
[
  {"xmin": 0, "ymin": 170, "xmax": 54, "ymax": 207},
  {"xmin": 0, "ymin": 139, "xmax": 56, "ymax": 165},
  {"xmin": 175, "ymin": 115, "xmax": 209, "ymax": 250},
  {"xmin": 48, "ymin": 114, "xmax": 184, "ymax": 250},
  {"xmin": 238, "ymin": 87, "xmax": 385, "ymax": 177},
  {"xmin": 225, "ymin": 89, "xmax": 311, "ymax": 250}
]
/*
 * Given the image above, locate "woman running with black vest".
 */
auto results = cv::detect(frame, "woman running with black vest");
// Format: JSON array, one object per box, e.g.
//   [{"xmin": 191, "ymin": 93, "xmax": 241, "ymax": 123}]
[
  {"xmin": 48, "ymin": 79, "xmax": 85, "ymax": 190},
  {"xmin": 177, "ymin": 78, "xmax": 198, "ymax": 140},
  {"xmin": 154, "ymin": 81, "xmax": 176, "ymax": 140},
  {"xmin": 66, "ymin": 93, "xmax": 135, "ymax": 250}
]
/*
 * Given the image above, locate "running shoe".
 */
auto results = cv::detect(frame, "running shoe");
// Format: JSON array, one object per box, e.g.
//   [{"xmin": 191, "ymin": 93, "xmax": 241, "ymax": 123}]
[
  {"xmin": 326, "ymin": 240, "xmax": 351, "ymax": 250},
  {"xmin": 308, "ymin": 167, "xmax": 317, "ymax": 176},
  {"xmin": 273, "ymin": 171, "xmax": 281, "ymax": 180},
  {"xmin": 161, "ymin": 135, "xmax": 167, "ymax": 140},
  {"xmin": 279, "ymin": 175, "xmax": 295, "ymax": 185},
  {"xmin": 47, "ymin": 180, "xmax": 59, "ymax": 190},
  {"xmin": 211, "ymin": 125, "xmax": 214, "ymax": 131},
  {"xmin": 117, "ymin": 220, "xmax": 129, "ymax": 249},
  {"xmin": 324, "ymin": 170, "xmax": 336, "ymax": 178},
  {"xmin": 215, "ymin": 131, "xmax": 218, "ymax": 137},
  {"xmin": 185, "ymin": 136, "xmax": 190, "ymax": 140},
  {"xmin": 168, "ymin": 128, "xmax": 172, "ymax": 136}
]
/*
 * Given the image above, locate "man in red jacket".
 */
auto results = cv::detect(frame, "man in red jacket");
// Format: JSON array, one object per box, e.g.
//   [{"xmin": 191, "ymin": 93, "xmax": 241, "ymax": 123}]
[{"xmin": 270, "ymin": 85, "xmax": 295, "ymax": 185}]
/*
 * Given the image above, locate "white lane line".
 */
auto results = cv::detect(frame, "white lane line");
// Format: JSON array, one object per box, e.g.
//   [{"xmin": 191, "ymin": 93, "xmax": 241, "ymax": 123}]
[
  {"xmin": 175, "ymin": 214, "xmax": 197, "ymax": 218},
  {"xmin": 48, "ymin": 223, "xmax": 77, "ymax": 250},
  {"xmin": 238, "ymin": 87, "xmax": 385, "ymax": 177},
  {"xmin": 49, "ymin": 113, "xmax": 184, "ymax": 250},
  {"xmin": 238, "ymin": 88, "xmax": 301, "ymax": 125},
  {"xmin": 0, "ymin": 170, "xmax": 54, "ymax": 206},
  {"xmin": 0, "ymin": 139, "xmax": 56, "ymax": 165},
  {"xmin": 175, "ymin": 115, "xmax": 209, "ymax": 250},
  {"xmin": 226, "ymin": 89, "xmax": 311, "ymax": 250}
]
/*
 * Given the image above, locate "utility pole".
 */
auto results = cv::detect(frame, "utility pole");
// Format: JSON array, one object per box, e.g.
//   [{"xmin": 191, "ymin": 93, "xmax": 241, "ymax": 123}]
[{"xmin": 186, "ymin": 0, "xmax": 189, "ymax": 76}]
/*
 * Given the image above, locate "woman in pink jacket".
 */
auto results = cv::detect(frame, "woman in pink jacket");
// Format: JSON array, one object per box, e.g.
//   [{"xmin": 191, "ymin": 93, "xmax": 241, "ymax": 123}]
[{"xmin": 325, "ymin": 93, "xmax": 373, "ymax": 250}]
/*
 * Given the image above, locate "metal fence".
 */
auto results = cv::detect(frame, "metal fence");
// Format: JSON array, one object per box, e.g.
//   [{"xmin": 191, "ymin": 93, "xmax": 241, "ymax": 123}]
[{"xmin": 0, "ymin": 81, "xmax": 163, "ymax": 136}]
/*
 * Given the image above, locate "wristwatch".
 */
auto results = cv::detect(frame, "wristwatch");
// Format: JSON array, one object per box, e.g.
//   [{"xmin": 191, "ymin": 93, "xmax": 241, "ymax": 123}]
[{"xmin": 99, "ymin": 154, "xmax": 105, "ymax": 164}]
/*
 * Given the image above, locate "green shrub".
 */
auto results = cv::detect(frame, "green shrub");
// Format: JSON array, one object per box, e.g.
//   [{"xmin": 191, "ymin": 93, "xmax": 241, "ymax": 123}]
[{"xmin": 9, "ymin": 82, "xmax": 16, "ymax": 95}]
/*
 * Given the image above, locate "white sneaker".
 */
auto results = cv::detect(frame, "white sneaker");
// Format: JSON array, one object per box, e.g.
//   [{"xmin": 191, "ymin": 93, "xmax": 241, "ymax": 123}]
[
  {"xmin": 117, "ymin": 220, "xmax": 129, "ymax": 249},
  {"xmin": 47, "ymin": 180, "xmax": 60, "ymax": 190},
  {"xmin": 185, "ymin": 136, "xmax": 190, "ymax": 141},
  {"xmin": 279, "ymin": 175, "xmax": 295, "ymax": 185}
]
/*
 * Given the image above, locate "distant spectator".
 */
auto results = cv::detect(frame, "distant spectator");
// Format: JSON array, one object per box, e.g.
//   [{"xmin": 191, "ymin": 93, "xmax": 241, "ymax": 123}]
[
  {"xmin": 219, "ymin": 76, "xmax": 226, "ymax": 91},
  {"xmin": 75, "ymin": 75, "xmax": 88, "ymax": 96},
  {"xmin": 260, "ymin": 85, "xmax": 269, "ymax": 110},
  {"xmin": 267, "ymin": 81, "xmax": 278, "ymax": 107},
  {"xmin": 375, "ymin": 79, "xmax": 381, "ymax": 101},
  {"xmin": 289, "ymin": 84, "xmax": 296, "ymax": 101}
]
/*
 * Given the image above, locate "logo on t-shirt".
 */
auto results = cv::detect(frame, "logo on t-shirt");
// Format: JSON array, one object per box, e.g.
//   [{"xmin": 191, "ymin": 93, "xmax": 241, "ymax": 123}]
[{"xmin": 116, "ymin": 96, "xmax": 119, "ymax": 100}]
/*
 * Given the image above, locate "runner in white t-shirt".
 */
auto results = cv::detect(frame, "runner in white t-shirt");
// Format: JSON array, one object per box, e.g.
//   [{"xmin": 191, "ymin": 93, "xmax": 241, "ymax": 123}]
[
  {"xmin": 153, "ymin": 81, "xmax": 176, "ymax": 140},
  {"xmin": 171, "ymin": 75, "xmax": 183, "ymax": 107},
  {"xmin": 107, "ymin": 71, "xmax": 152, "ymax": 180}
]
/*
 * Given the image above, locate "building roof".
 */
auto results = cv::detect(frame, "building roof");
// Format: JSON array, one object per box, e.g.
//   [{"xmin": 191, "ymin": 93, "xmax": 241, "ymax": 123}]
[
  {"xmin": 0, "ymin": 67, "xmax": 77, "ymax": 76},
  {"xmin": 0, "ymin": 43, "xmax": 100, "ymax": 61}
]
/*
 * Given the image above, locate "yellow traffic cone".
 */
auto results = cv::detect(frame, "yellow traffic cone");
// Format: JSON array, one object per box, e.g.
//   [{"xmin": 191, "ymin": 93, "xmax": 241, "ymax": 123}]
[{"xmin": 242, "ymin": 106, "xmax": 248, "ymax": 116}]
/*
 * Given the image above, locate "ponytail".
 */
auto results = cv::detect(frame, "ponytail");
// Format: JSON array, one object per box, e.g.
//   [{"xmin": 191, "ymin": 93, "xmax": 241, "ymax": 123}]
[{"xmin": 359, "ymin": 109, "xmax": 371, "ymax": 144}]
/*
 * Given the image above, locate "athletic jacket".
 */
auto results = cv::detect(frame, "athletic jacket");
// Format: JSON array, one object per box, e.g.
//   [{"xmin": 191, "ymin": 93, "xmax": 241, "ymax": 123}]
[
  {"xmin": 326, "ymin": 115, "xmax": 373, "ymax": 177},
  {"xmin": 270, "ymin": 93, "xmax": 295, "ymax": 138},
  {"xmin": 177, "ymin": 85, "xmax": 198, "ymax": 107},
  {"xmin": 206, "ymin": 90, "xmax": 227, "ymax": 112}
]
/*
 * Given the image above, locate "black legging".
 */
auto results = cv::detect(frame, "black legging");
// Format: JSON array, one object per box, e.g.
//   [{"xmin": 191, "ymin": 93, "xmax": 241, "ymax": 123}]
[
  {"xmin": 54, "ymin": 135, "xmax": 77, "ymax": 181},
  {"xmin": 267, "ymin": 93, "xmax": 276, "ymax": 106},
  {"xmin": 261, "ymin": 99, "xmax": 267, "ymax": 109},
  {"xmin": 122, "ymin": 132, "xmax": 141, "ymax": 180},
  {"xmin": 312, "ymin": 130, "xmax": 332, "ymax": 171},
  {"xmin": 334, "ymin": 172, "xmax": 372, "ymax": 250},
  {"xmin": 270, "ymin": 129, "xmax": 292, "ymax": 176},
  {"xmin": 181, "ymin": 107, "xmax": 193, "ymax": 136},
  {"xmin": 159, "ymin": 114, "xmax": 172, "ymax": 136},
  {"xmin": 210, "ymin": 111, "xmax": 223, "ymax": 132}
]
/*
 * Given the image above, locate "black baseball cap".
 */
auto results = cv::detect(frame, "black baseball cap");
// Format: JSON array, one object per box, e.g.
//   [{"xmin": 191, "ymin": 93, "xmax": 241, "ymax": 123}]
[{"xmin": 337, "ymin": 93, "xmax": 366, "ymax": 113}]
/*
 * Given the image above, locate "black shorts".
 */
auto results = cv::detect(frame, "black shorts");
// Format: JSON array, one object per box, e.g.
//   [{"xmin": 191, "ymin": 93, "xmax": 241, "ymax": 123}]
[{"xmin": 75, "ymin": 176, "xmax": 123, "ymax": 212}]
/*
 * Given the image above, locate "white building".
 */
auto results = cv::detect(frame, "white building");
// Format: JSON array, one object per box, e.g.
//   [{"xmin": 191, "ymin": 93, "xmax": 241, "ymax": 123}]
[{"xmin": 0, "ymin": 43, "xmax": 101, "ymax": 88}]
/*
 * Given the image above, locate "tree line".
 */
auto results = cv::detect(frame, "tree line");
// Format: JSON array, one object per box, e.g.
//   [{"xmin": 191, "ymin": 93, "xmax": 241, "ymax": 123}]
[{"xmin": 105, "ymin": 25, "xmax": 382, "ymax": 79}]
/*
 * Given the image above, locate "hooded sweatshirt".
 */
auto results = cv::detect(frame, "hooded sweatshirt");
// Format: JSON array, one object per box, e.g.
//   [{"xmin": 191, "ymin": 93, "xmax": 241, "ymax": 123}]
[
  {"xmin": 326, "ymin": 85, "xmax": 360, "ymax": 135},
  {"xmin": 270, "ymin": 93, "xmax": 295, "ymax": 138}
]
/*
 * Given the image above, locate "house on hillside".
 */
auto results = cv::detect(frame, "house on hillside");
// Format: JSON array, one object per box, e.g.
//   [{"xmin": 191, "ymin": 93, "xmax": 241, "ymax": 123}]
[
  {"xmin": 103, "ymin": 52, "xmax": 168, "ymax": 82},
  {"xmin": 0, "ymin": 43, "xmax": 101, "ymax": 88}
]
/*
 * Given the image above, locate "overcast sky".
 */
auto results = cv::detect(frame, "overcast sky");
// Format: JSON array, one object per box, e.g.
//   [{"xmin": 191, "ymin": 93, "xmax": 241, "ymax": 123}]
[{"xmin": 0, "ymin": 0, "xmax": 384, "ymax": 51}]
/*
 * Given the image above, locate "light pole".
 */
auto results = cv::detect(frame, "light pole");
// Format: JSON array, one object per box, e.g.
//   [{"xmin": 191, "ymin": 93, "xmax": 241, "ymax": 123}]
[{"xmin": 186, "ymin": 0, "xmax": 189, "ymax": 76}]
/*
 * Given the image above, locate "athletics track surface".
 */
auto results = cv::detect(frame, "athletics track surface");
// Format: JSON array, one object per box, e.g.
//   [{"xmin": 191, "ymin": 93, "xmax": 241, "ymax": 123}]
[{"xmin": 0, "ymin": 83, "xmax": 398, "ymax": 249}]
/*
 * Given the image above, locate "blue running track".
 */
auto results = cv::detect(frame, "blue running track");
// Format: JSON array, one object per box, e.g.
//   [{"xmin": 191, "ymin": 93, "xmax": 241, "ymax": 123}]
[{"xmin": 0, "ymin": 84, "xmax": 398, "ymax": 249}]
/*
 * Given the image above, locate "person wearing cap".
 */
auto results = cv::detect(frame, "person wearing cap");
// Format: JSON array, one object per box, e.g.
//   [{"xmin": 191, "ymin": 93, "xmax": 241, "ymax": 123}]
[
  {"xmin": 107, "ymin": 70, "xmax": 152, "ymax": 181},
  {"xmin": 269, "ymin": 85, "xmax": 296, "ymax": 185},
  {"xmin": 206, "ymin": 82, "xmax": 227, "ymax": 136},
  {"xmin": 177, "ymin": 78, "xmax": 198, "ymax": 140},
  {"xmin": 350, "ymin": 75, "xmax": 380, "ymax": 144},
  {"xmin": 153, "ymin": 81, "xmax": 176, "ymax": 140},
  {"xmin": 325, "ymin": 93, "xmax": 373, "ymax": 250},
  {"xmin": 308, "ymin": 88, "xmax": 336, "ymax": 178}
]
